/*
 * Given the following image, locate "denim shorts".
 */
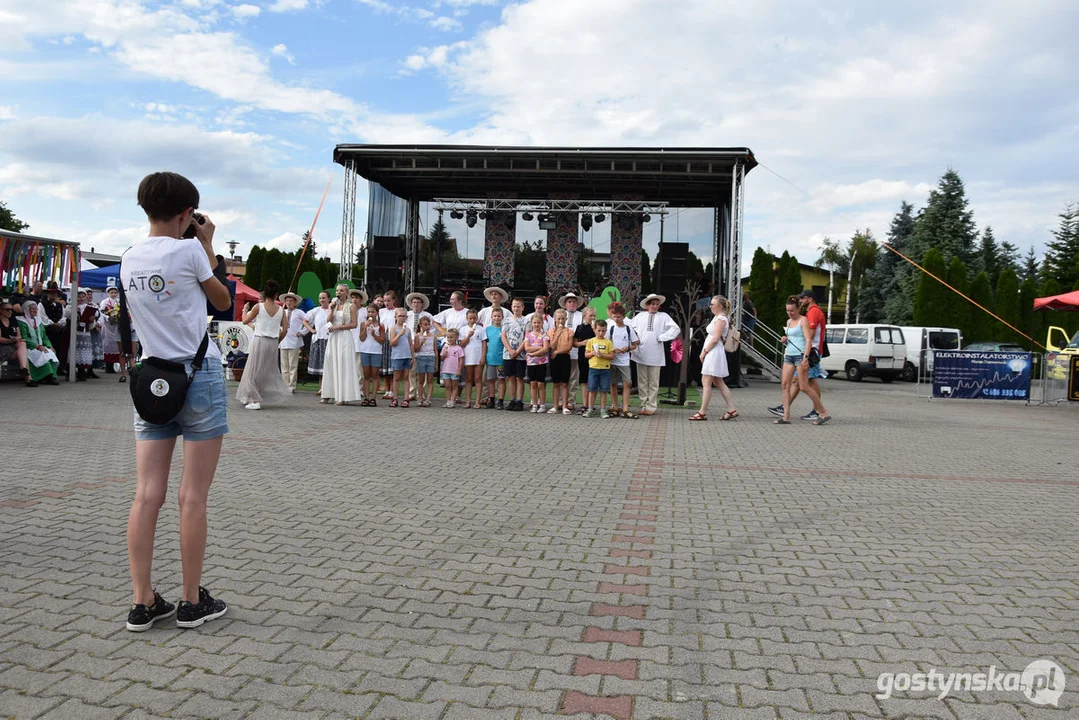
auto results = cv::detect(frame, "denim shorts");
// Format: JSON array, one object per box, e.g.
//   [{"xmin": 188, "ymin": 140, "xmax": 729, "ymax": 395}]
[
  {"xmin": 133, "ymin": 364, "xmax": 228, "ymax": 442},
  {"xmin": 441, "ymin": 372, "xmax": 460, "ymax": 382},
  {"xmin": 360, "ymin": 352, "xmax": 382, "ymax": 368},
  {"xmin": 783, "ymin": 355, "xmax": 803, "ymax": 366},
  {"xmin": 587, "ymin": 368, "xmax": 611, "ymax": 392},
  {"xmin": 391, "ymin": 357, "xmax": 412, "ymax": 371},
  {"xmin": 415, "ymin": 355, "xmax": 436, "ymax": 374}
]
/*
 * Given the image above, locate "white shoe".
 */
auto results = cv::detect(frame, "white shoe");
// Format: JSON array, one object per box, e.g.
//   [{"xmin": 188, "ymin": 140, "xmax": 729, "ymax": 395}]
[
  {"xmin": 244, "ymin": 402, "xmax": 261, "ymax": 410},
  {"xmin": 546, "ymin": 406, "xmax": 559, "ymax": 414},
  {"xmin": 537, "ymin": 404, "xmax": 547, "ymax": 413}
]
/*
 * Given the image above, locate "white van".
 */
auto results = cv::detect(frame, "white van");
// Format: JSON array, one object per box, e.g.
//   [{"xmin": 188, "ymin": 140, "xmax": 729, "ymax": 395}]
[
  {"xmin": 821, "ymin": 324, "xmax": 906, "ymax": 382},
  {"xmin": 897, "ymin": 326, "xmax": 962, "ymax": 381}
]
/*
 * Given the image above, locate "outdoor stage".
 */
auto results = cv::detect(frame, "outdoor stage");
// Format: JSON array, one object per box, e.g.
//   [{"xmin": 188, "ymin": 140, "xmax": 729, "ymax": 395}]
[{"xmin": 332, "ymin": 145, "xmax": 755, "ymax": 320}]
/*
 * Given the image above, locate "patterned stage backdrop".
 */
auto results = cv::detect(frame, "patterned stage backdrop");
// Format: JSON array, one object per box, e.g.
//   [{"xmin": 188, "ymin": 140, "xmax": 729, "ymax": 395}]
[
  {"xmin": 545, "ymin": 212, "xmax": 579, "ymax": 298},
  {"xmin": 483, "ymin": 211, "xmax": 516, "ymax": 287},
  {"xmin": 609, "ymin": 213, "xmax": 643, "ymax": 309}
]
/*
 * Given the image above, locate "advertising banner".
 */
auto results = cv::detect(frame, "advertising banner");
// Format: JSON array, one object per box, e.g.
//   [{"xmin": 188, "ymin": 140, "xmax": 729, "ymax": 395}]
[
  {"xmin": 1069, "ymin": 355, "xmax": 1079, "ymax": 402},
  {"xmin": 932, "ymin": 351, "xmax": 1032, "ymax": 400}
]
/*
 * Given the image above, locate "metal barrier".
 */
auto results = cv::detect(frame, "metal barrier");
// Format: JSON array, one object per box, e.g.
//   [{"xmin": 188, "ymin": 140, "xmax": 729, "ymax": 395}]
[{"xmin": 1035, "ymin": 352, "xmax": 1071, "ymax": 405}]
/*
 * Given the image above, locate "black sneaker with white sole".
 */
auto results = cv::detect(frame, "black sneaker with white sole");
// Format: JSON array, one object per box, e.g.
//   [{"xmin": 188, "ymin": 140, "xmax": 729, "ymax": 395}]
[
  {"xmin": 126, "ymin": 591, "xmax": 176, "ymax": 632},
  {"xmin": 175, "ymin": 586, "xmax": 228, "ymax": 628},
  {"xmin": 800, "ymin": 410, "xmax": 820, "ymax": 421},
  {"xmin": 767, "ymin": 405, "xmax": 784, "ymax": 417}
]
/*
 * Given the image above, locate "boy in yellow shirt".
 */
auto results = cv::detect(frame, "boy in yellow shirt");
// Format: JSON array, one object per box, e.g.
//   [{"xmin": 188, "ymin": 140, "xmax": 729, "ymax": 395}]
[{"xmin": 583, "ymin": 320, "xmax": 615, "ymax": 418}]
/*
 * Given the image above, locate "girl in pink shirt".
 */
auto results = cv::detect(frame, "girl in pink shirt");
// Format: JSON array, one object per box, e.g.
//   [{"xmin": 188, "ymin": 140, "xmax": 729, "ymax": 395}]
[{"xmin": 440, "ymin": 328, "xmax": 465, "ymax": 408}]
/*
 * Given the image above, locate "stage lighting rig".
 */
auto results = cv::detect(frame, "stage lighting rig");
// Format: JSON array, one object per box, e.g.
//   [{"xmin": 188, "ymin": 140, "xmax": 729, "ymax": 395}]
[
  {"xmin": 450, "ymin": 210, "xmax": 464, "ymax": 220},
  {"xmin": 521, "ymin": 212, "xmax": 534, "ymax": 221},
  {"xmin": 594, "ymin": 214, "xmax": 605, "ymax": 223},
  {"xmin": 580, "ymin": 213, "xmax": 593, "ymax": 231},
  {"xmin": 466, "ymin": 210, "xmax": 478, "ymax": 228},
  {"xmin": 538, "ymin": 214, "xmax": 557, "ymax": 230}
]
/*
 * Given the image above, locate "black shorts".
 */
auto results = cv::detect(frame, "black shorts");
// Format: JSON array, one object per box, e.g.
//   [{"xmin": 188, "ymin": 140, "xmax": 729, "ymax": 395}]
[
  {"xmin": 525, "ymin": 364, "xmax": 549, "ymax": 382},
  {"xmin": 550, "ymin": 354, "xmax": 571, "ymax": 384},
  {"xmin": 504, "ymin": 358, "xmax": 526, "ymax": 378}
]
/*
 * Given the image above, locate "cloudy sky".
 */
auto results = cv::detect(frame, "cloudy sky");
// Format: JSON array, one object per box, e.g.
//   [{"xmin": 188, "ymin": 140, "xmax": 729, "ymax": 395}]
[{"xmin": 1, "ymin": 0, "xmax": 1077, "ymax": 275}]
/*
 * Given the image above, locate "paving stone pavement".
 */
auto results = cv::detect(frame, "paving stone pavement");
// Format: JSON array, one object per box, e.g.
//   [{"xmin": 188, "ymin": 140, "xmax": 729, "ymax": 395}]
[{"xmin": 1, "ymin": 375, "xmax": 1076, "ymax": 719}]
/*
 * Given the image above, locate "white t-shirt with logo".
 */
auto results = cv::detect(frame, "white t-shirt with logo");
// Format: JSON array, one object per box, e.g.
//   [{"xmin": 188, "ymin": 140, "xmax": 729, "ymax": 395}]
[
  {"xmin": 120, "ymin": 236, "xmax": 221, "ymax": 367},
  {"xmin": 607, "ymin": 322, "xmax": 637, "ymax": 367}
]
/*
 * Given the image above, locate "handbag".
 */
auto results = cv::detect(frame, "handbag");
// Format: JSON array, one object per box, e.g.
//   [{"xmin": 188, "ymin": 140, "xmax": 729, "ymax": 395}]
[
  {"xmin": 723, "ymin": 324, "xmax": 741, "ymax": 352},
  {"xmin": 118, "ymin": 275, "xmax": 209, "ymax": 425},
  {"xmin": 807, "ymin": 347, "xmax": 821, "ymax": 367}
]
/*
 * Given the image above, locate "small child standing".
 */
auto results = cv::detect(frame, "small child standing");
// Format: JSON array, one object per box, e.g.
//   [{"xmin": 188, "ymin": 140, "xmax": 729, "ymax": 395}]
[
  {"xmin": 358, "ymin": 303, "xmax": 384, "ymax": 406},
  {"xmin": 459, "ymin": 309, "xmax": 484, "ymax": 408},
  {"xmin": 388, "ymin": 307, "xmax": 413, "ymax": 407},
  {"xmin": 524, "ymin": 313, "xmax": 550, "ymax": 413},
  {"xmin": 412, "ymin": 315, "xmax": 437, "ymax": 407},
  {"xmin": 606, "ymin": 302, "xmax": 640, "ymax": 419},
  {"xmin": 573, "ymin": 306, "xmax": 597, "ymax": 413},
  {"xmin": 547, "ymin": 308, "xmax": 574, "ymax": 415},
  {"xmin": 584, "ymin": 320, "xmax": 615, "ymax": 418},
  {"xmin": 440, "ymin": 328, "xmax": 465, "ymax": 407},
  {"xmin": 482, "ymin": 308, "xmax": 506, "ymax": 409},
  {"xmin": 501, "ymin": 298, "xmax": 528, "ymax": 411}
]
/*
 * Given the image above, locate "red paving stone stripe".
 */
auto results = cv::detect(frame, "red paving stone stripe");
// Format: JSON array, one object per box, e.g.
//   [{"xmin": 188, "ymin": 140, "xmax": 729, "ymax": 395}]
[
  {"xmin": 31, "ymin": 490, "xmax": 69, "ymax": 499},
  {"xmin": 590, "ymin": 603, "xmax": 645, "ymax": 620},
  {"xmin": 625, "ymin": 494, "xmax": 659, "ymax": 501},
  {"xmin": 609, "ymin": 548, "xmax": 651, "ymax": 559},
  {"xmin": 616, "ymin": 523, "xmax": 656, "ymax": 533},
  {"xmin": 560, "ymin": 691, "xmax": 633, "ymax": 719},
  {"xmin": 0, "ymin": 500, "xmax": 39, "ymax": 509},
  {"xmin": 604, "ymin": 564, "xmax": 649, "ymax": 577},
  {"xmin": 583, "ymin": 627, "xmax": 643, "ymax": 647},
  {"xmin": 654, "ymin": 461, "xmax": 1079, "ymax": 487},
  {"xmin": 619, "ymin": 513, "xmax": 656, "ymax": 522},
  {"xmin": 573, "ymin": 657, "xmax": 638, "ymax": 680},
  {"xmin": 622, "ymin": 503, "xmax": 658, "ymax": 512},
  {"xmin": 597, "ymin": 581, "xmax": 647, "ymax": 597}
]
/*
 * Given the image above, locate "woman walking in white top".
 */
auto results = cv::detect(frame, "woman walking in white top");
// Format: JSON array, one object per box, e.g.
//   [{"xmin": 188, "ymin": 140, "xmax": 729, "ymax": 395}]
[
  {"xmin": 236, "ymin": 279, "xmax": 291, "ymax": 410},
  {"xmin": 689, "ymin": 295, "xmax": 738, "ymax": 422}
]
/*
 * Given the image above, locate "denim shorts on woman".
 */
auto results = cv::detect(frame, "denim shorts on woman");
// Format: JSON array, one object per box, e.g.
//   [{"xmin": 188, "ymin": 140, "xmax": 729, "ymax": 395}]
[
  {"xmin": 783, "ymin": 355, "xmax": 804, "ymax": 366},
  {"xmin": 360, "ymin": 352, "xmax": 382, "ymax": 368},
  {"xmin": 133, "ymin": 364, "xmax": 229, "ymax": 442},
  {"xmin": 441, "ymin": 372, "xmax": 460, "ymax": 382},
  {"xmin": 415, "ymin": 355, "xmax": 436, "ymax": 374},
  {"xmin": 391, "ymin": 357, "xmax": 413, "ymax": 371}
]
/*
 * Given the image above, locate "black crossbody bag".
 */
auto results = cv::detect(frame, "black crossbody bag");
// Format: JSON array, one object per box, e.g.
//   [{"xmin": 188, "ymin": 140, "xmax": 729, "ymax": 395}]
[{"xmin": 118, "ymin": 271, "xmax": 209, "ymax": 425}]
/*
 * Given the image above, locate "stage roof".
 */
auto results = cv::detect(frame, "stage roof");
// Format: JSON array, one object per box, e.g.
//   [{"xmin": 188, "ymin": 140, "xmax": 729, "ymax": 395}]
[{"xmin": 332, "ymin": 145, "xmax": 756, "ymax": 208}]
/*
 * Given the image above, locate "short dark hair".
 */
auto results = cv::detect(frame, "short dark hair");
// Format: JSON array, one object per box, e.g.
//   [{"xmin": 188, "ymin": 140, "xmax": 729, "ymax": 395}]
[{"xmin": 137, "ymin": 172, "xmax": 199, "ymax": 221}]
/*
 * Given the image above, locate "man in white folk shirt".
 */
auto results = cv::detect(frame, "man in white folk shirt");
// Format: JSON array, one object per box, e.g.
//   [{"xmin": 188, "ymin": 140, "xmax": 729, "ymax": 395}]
[
  {"xmin": 405, "ymin": 291, "xmax": 435, "ymax": 401},
  {"xmin": 630, "ymin": 293, "xmax": 681, "ymax": 415},
  {"xmin": 278, "ymin": 292, "xmax": 310, "ymax": 393},
  {"xmin": 558, "ymin": 292, "xmax": 584, "ymax": 410}
]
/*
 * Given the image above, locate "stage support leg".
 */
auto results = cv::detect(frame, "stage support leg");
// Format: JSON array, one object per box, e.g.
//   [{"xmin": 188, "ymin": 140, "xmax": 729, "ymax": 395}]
[
  {"xmin": 404, "ymin": 198, "xmax": 419, "ymax": 295},
  {"xmin": 483, "ymin": 210, "xmax": 516, "ymax": 288},
  {"xmin": 545, "ymin": 212, "xmax": 579, "ymax": 298},
  {"xmin": 610, "ymin": 213, "xmax": 642, "ymax": 308}
]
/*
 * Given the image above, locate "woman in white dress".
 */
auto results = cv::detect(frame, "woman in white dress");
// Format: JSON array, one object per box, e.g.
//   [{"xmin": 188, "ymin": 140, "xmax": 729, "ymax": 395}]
[
  {"xmin": 689, "ymin": 295, "xmax": 738, "ymax": 421},
  {"xmin": 236, "ymin": 279, "xmax": 291, "ymax": 410},
  {"xmin": 320, "ymin": 283, "xmax": 362, "ymax": 405}
]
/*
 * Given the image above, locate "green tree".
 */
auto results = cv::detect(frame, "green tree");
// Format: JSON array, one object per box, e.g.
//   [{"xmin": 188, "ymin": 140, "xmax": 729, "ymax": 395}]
[
  {"xmin": 945, "ymin": 257, "xmax": 971, "ymax": 339},
  {"xmin": 1045, "ymin": 203, "xmax": 1079, "ymax": 289},
  {"xmin": 913, "ymin": 248, "xmax": 949, "ymax": 326},
  {"xmin": 968, "ymin": 271, "xmax": 995, "ymax": 342},
  {"xmin": 776, "ymin": 251, "xmax": 803, "ymax": 305},
  {"xmin": 686, "ymin": 250, "xmax": 705, "ymax": 284},
  {"xmin": 748, "ymin": 247, "xmax": 778, "ymax": 331},
  {"xmin": 1021, "ymin": 246, "xmax": 1039, "ymax": 284},
  {"xmin": 974, "ymin": 226, "xmax": 1001, "ymax": 287},
  {"xmin": 845, "ymin": 229, "xmax": 879, "ymax": 323},
  {"xmin": 815, "ymin": 236, "xmax": 845, "ymax": 321},
  {"xmin": 244, "ymin": 246, "xmax": 265, "ymax": 290},
  {"xmin": 909, "ymin": 169, "xmax": 978, "ymax": 267},
  {"xmin": 999, "ymin": 239, "xmax": 1020, "ymax": 277},
  {"xmin": 994, "ymin": 267, "xmax": 1020, "ymax": 343},
  {"xmin": 514, "ymin": 239, "xmax": 546, "ymax": 296},
  {"xmin": 1019, "ymin": 277, "xmax": 1037, "ymax": 349},
  {"xmin": 0, "ymin": 200, "xmax": 28, "ymax": 232},
  {"xmin": 875, "ymin": 202, "xmax": 917, "ymax": 324}
]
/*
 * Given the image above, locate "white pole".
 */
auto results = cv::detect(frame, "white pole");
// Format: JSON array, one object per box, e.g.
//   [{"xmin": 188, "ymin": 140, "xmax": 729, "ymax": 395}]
[
  {"xmin": 827, "ymin": 266, "xmax": 834, "ymax": 323},
  {"xmin": 69, "ymin": 247, "xmax": 79, "ymax": 381},
  {"xmin": 844, "ymin": 251, "xmax": 855, "ymax": 325}
]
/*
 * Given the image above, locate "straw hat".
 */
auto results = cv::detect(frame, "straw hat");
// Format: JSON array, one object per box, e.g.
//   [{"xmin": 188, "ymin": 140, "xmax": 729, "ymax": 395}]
[
  {"xmin": 348, "ymin": 288, "xmax": 368, "ymax": 305},
  {"xmin": 405, "ymin": 292, "xmax": 430, "ymax": 310},
  {"xmin": 483, "ymin": 286, "xmax": 509, "ymax": 303},
  {"xmin": 639, "ymin": 293, "xmax": 666, "ymax": 309},
  {"xmin": 281, "ymin": 292, "xmax": 301, "ymax": 302},
  {"xmin": 558, "ymin": 291, "xmax": 582, "ymax": 308}
]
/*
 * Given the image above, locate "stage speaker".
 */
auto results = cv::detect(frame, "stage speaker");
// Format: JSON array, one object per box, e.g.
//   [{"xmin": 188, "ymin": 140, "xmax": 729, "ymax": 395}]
[
  {"xmin": 367, "ymin": 235, "xmax": 403, "ymax": 294},
  {"xmin": 656, "ymin": 242, "xmax": 689, "ymax": 302}
]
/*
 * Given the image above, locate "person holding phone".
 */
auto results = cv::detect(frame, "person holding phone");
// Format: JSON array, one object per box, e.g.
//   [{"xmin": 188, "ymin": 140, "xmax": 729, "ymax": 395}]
[{"xmin": 121, "ymin": 172, "xmax": 232, "ymax": 631}]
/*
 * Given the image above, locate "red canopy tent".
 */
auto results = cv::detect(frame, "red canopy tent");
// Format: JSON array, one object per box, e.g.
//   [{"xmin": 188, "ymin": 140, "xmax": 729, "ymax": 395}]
[
  {"xmin": 228, "ymin": 275, "xmax": 260, "ymax": 320},
  {"xmin": 1034, "ymin": 289, "xmax": 1079, "ymax": 311}
]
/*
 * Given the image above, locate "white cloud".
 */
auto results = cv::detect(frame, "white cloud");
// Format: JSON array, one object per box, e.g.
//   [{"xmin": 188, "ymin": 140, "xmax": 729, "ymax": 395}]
[
  {"xmin": 231, "ymin": 4, "xmax": 261, "ymax": 20},
  {"xmin": 0, "ymin": 106, "xmax": 15, "ymax": 121},
  {"xmin": 810, "ymin": 180, "xmax": 933, "ymax": 213},
  {"xmin": 271, "ymin": 43, "xmax": 295, "ymax": 65},
  {"xmin": 429, "ymin": 16, "xmax": 462, "ymax": 32},
  {"xmin": 268, "ymin": 0, "xmax": 309, "ymax": 12}
]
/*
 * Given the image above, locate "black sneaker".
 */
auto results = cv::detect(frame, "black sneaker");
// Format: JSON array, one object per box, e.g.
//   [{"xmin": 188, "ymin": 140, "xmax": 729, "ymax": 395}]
[
  {"xmin": 126, "ymin": 591, "xmax": 176, "ymax": 632},
  {"xmin": 496, "ymin": 399, "xmax": 504, "ymax": 410},
  {"xmin": 766, "ymin": 405, "xmax": 784, "ymax": 417},
  {"xmin": 800, "ymin": 410, "xmax": 820, "ymax": 421},
  {"xmin": 175, "ymin": 586, "xmax": 228, "ymax": 629}
]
